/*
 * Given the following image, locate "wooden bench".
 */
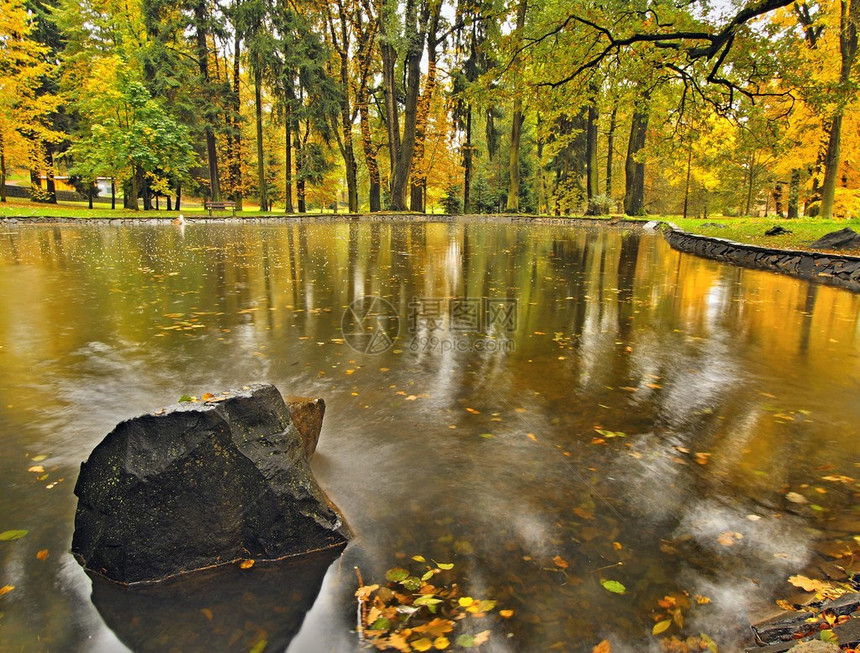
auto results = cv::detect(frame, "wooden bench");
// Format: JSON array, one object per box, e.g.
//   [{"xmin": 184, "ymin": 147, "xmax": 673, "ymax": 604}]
[{"xmin": 204, "ymin": 200, "xmax": 237, "ymax": 216}]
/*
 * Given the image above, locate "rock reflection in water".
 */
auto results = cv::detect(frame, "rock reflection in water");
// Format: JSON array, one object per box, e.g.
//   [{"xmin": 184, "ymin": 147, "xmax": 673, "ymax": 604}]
[{"xmin": 89, "ymin": 549, "xmax": 340, "ymax": 653}]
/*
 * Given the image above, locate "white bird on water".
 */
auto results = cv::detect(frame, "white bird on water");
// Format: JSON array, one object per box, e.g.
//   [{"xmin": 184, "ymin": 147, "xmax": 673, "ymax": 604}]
[{"xmin": 172, "ymin": 214, "xmax": 185, "ymax": 225}]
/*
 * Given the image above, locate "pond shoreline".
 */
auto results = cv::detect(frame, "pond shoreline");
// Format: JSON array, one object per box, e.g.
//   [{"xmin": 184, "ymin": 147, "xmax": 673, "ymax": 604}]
[
  {"xmin": 657, "ymin": 222, "xmax": 860, "ymax": 293},
  {"xmin": 3, "ymin": 213, "xmax": 859, "ymax": 292}
]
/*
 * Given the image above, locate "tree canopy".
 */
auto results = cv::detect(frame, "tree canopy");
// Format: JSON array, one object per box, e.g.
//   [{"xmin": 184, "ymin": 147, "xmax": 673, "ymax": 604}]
[{"xmin": 0, "ymin": 0, "xmax": 857, "ymax": 218}]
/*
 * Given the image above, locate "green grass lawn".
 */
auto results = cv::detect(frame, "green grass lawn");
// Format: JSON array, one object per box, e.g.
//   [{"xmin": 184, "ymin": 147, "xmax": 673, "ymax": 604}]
[{"xmin": 668, "ymin": 216, "xmax": 860, "ymax": 256}]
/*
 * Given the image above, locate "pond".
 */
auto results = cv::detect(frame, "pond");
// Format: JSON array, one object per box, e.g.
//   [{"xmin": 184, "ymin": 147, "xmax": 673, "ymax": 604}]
[{"xmin": 0, "ymin": 220, "xmax": 857, "ymax": 652}]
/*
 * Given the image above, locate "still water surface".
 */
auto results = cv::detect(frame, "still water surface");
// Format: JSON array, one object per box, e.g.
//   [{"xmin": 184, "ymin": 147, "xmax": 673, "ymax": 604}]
[{"xmin": 0, "ymin": 221, "xmax": 857, "ymax": 652}]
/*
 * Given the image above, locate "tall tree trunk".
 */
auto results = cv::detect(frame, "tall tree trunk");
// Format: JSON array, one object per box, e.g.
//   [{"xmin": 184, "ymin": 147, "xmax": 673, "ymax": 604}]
[
  {"xmin": 820, "ymin": 0, "xmax": 859, "ymax": 219},
  {"xmin": 585, "ymin": 98, "xmax": 599, "ymax": 214},
  {"xmin": 505, "ymin": 0, "xmax": 528, "ymax": 212},
  {"xmin": 745, "ymin": 150, "xmax": 756, "ymax": 216},
  {"xmin": 410, "ymin": 52, "xmax": 438, "ymax": 212},
  {"xmin": 380, "ymin": 36, "xmax": 400, "ymax": 200},
  {"xmin": 623, "ymin": 96, "xmax": 650, "ymax": 216},
  {"xmin": 379, "ymin": 0, "xmax": 435, "ymax": 211},
  {"xmin": 231, "ymin": 25, "xmax": 243, "ymax": 211},
  {"xmin": 194, "ymin": 0, "xmax": 221, "ymax": 201},
  {"xmin": 111, "ymin": 177, "xmax": 116, "ymax": 210},
  {"xmin": 45, "ymin": 147, "xmax": 57, "ymax": 203},
  {"xmin": 537, "ymin": 114, "xmax": 546, "ymax": 214},
  {"xmin": 129, "ymin": 168, "xmax": 140, "ymax": 211},
  {"xmin": 295, "ymin": 120, "xmax": 305, "ymax": 213},
  {"xmin": 330, "ymin": 0, "xmax": 359, "ymax": 213},
  {"xmin": 284, "ymin": 112, "xmax": 293, "ymax": 213},
  {"xmin": 142, "ymin": 175, "xmax": 152, "ymax": 210},
  {"xmin": 682, "ymin": 143, "xmax": 693, "ymax": 219},
  {"xmin": 354, "ymin": 2, "xmax": 380, "ymax": 212},
  {"xmin": 254, "ymin": 63, "xmax": 269, "ymax": 212},
  {"xmin": 0, "ymin": 130, "xmax": 6, "ymax": 203},
  {"xmin": 176, "ymin": 183, "xmax": 182, "ymax": 211},
  {"xmin": 463, "ymin": 106, "xmax": 473, "ymax": 213},
  {"xmin": 788, "ymin": 168, "xmax": 800, "ymax": 218},
  {"xmin": 605, "ymin": 106, "xmax": 617, "ymax": 197}
]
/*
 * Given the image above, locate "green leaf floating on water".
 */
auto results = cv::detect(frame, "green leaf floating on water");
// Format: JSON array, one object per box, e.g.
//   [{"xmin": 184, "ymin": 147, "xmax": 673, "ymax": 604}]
[
  {"xmin": 385, "ymin": 567, "xmax": 409, "ymax": 582},
  {"xmin": 178, "ymin": 395, "xmax": 195, "ymax": 403},
  {"xmin": 601, "ymin": 579, "xmax": 626, "ymax": 594},
  {"xmin": 0, "ymin": 530, "xmax": 28, "ymax": 541}
]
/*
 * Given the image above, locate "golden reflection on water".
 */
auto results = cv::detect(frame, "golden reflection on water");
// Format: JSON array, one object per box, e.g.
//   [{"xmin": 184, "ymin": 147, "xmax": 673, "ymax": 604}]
[{"xmin": 0, "ymin": 221, "xmax": 857, "ymax": 652}]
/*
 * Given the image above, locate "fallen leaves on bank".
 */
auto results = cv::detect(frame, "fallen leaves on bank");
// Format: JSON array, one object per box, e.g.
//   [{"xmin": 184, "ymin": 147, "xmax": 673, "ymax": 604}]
[{"xmin": 355, "ymin": 558, "xmax": 504, "ymax": 651}]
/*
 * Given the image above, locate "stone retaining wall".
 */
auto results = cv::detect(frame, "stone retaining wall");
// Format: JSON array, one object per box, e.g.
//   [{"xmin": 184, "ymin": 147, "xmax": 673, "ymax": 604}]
[{"xmin": 658, "ymin": 223, "xmax": 860, "ymax": 293}]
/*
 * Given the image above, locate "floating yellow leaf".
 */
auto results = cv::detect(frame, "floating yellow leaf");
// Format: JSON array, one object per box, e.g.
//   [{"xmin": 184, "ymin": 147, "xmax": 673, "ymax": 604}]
[
  {"xmin": 201, "ymin": 392, "xmax": 215, "ymax": 401},
  {"xmin": 465, "ymin": 408, "xmax": 481, "ymax": 414},
  {"xmin": 36, "ymin": 549, "xmax": 49, "ymax": 561},
  {"xmin": 499, "ymin": 609, "xmax": 514, "ymax": 618},
  {"xmin": 412, "ymin": 555, "xmax": 426, "ymax": 563},
  {"xmin": 652, "ymin": 619, "xmax": 672, "ymax": 635},
  {"xmin": 553, "ymin": 555, "xmax": 569, "ymax": 569},
  {"xmin": 31, "ymin": 455, "xmax": 48, "ymax": 463},
  {"xmin": 201, "ymin": 608, "xmax": 213, "ymax": 621},
  {"xmin": 355, "ymin": 584, "xmax": 379, "ymax": 599},
  {"xmin": 239, "ymin": 559, "xmax": 255, "ymax": 569},
  {"xmin": 458, "ymin": 597, "xmax": 474, "ymax": 607},
  {"xmin": 27, "ymin": 465, "xmax": 45, "ymax": 473},
  {"xmin": 592, "ymin": 640, "xmax": 611, "ymax": 653},
  {"xmin": 0, "ymin": 585, "xmax": 14, "ymax": 597},
  {"xmin": 412, "ymin": 637, "xmax": 433, "ymax": 651},
  {"xmin": 433, "ymin": 636, "xmax": 450, "ymax": 650},
  {"xmin": 788, "ymin": 575, "xmax": 828, "ymax": 592}
]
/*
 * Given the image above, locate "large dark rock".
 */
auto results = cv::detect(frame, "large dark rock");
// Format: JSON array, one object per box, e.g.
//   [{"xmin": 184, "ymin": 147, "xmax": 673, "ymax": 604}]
[
  {"xmin": 72, "ymin": 383, "xmax": 351, "ymax": 585},
  {"xmin": 809, "ymin": 227, "xmax": 860, "ymax": 250}
]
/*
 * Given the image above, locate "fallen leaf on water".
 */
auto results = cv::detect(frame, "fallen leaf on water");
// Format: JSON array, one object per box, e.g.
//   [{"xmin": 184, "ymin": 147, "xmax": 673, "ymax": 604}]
[
  {"xmin": 27, "ymin": 465, "xmax": 45, "ymax": 473},
  {"xmin": 36, "ymin": 549, "xmax": 49, "ymax": 561},
  {"xmin": 465, "ymin": 408, "xmax": 481, "ymax": 414},
  {"xmin": 355, "ymin": 584, "xmax": 379, "ymax": 599},
  {"xmin": 592, "ymin": 640, "xmax": 611, "ymax": 653},
  {"xmin": 201, "ymin": 608, "xmax": 213, "ymax": 620},
  {"xmin": 499, "ymin": 610, "xmax": 514, "ymax": 618},
  {"xmin": 786, "ymin": 492, "xmax": 808, "ymax": 504},
  {"xmin": 433, "ymin": 636, "xmax": 450, "ymax": 650},
  {"xmin": 527, "ymin": 433, "xmax": 537, "ymax": 441},
  {"xmin": 788, "ymin": 575, "xmax": 828, "ymax": 592},
  {"xmin": 573, "ymin": 507, "xmax": 594, "ymax": 520},
  {"xmin": 412, "ymin": 637, "xmax": 433, "ymax": 651},
  {"xmin": 695, "ymin": 595, "xmax": 711, "ymax": 605},
  {"xmin": 652, "ymin": 619, "xmax": 672, "ymax": 635},
  {"xmin": 695, "ymin": 452, "xmax": 711, "ymax": 465},
  {"xmin": 201, "ymin": 392, "xmax": 215, "ymax": 401},
  {"xmin": 0, "ymin": 530, "xmax": 28, "ymax": 541},
  {"xmin": 553, "ymin": 555, "xmax": 569, "ymax": 569},
  {"xmin": 30, "ymin": 455, "xmax": 48, "ymax": 463},
  {"xmin": 601, "ymin": 579, "xmax": 626, "ymax": 594},
  {"xmin": 239, "ymin": 559, "xmax": 255, "ymax": 569},
  {"xmin": 717, "ymin": 531, "xmax": 743, "ymax": 546}
]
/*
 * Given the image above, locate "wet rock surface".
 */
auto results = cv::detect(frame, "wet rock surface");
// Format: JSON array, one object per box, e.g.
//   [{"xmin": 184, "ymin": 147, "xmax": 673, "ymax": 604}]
[
  {"xmin": 72, "ymin": 383, "xmax": 351, "ymax": 584},
  {"xmin": 809, "ymin": 227, "xmax": 860, "ymax": 250}
]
